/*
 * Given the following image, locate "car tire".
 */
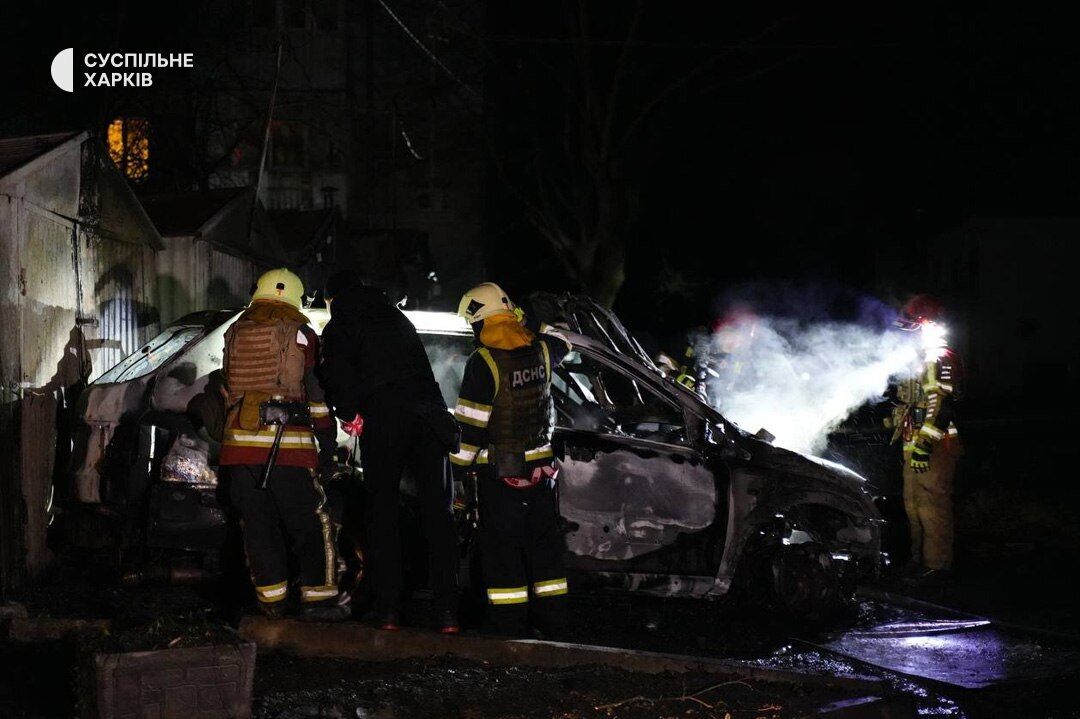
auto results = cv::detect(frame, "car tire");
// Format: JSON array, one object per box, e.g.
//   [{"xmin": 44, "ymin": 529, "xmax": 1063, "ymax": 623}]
[
  {"xmin": 767, "ymin": 541, "xmax": 856, "ymax": 626},
  {"xmin": 733, "ymin": 531, "xmax": 856, "ymax": 628}
]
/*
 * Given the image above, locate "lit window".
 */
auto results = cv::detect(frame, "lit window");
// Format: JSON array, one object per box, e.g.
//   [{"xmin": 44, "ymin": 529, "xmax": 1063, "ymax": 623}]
[{"xmin": 107, "ymin": 117, "xmax": 150, "ymax": 181}]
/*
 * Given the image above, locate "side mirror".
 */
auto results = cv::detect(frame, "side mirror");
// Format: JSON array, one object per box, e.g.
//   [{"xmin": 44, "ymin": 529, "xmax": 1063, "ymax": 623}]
[{"xmin": 753, "ymin": 428, "xmax": 776, "ymax": 444}]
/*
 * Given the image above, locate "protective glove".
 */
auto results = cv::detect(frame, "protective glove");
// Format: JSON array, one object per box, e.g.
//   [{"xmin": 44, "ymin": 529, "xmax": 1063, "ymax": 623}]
[
  {"xmin": 340, "ymin": 414, "xmax": 364, "ymax": 437},
  {"xmin": 910, "ymin": 438, "xmax": 933, "ymax": 473}
]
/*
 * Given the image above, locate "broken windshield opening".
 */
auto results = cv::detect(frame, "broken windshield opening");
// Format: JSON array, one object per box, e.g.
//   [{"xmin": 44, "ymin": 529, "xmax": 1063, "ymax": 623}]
[
  {"xmin": 93, "ymin": 327, "xmax": 205, "ymax": 385},
  {"xmin": 553, "ymin": 350, "xmax": 686, "ymax": 444}
]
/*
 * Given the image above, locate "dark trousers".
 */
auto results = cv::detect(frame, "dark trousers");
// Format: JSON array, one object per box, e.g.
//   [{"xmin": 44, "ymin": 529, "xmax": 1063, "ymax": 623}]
[
  {"xmin": 360, "ymin": 405, "xmax": 458, "ymax": 615},
  {"xmin": 223, "ymin": 464, "xmax": 337, "ymax": 605},
  {"xmin": 478, "ymin": 473, "xmax": 567, "ymax": 638}
]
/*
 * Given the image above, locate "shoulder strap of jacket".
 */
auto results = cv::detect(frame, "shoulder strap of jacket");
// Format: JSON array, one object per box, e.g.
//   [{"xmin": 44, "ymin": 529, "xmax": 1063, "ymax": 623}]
[
  {"xmin": 477, "ymin": 347, "xmax": 500, "ymax": 396},
  {"xmin": 538, "ymin": 340, "xmax": 551, "ymax": 386}
]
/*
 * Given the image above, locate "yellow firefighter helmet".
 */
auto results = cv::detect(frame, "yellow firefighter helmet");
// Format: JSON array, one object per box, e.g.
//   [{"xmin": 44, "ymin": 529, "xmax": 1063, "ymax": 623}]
[
  {"xmin": 458, "ymin": 282, "xmax": 517, "ymax": 324},
  {"xmin": 251, "ymin": 268, "xmax": 305, "ymax": 310}
]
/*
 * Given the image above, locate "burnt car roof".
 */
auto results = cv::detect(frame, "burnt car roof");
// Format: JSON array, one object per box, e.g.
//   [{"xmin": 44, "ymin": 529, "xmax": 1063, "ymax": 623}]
[{"xmin": 96, "ymin": 303, "xmax": 867, "ymax": 486}]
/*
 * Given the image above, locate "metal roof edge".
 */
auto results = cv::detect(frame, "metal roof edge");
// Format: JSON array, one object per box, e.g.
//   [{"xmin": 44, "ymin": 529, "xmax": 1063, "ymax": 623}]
[
  {"xmin": 0, "ymin": 131, "xmax": 87, "ymax": 185},
  {"xmin": 195, "ymin": 185, "xmax": 254, "ymax": 237},
  {"xmin": 94, "ymin": 140, "xmax": 164, "ymax": 250}
]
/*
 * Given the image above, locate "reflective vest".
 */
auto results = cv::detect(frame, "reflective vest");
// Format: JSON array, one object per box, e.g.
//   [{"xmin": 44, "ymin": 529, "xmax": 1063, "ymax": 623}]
[
  {"xmin": 485, "ymin": 341, "xmax": 554, "ymax": 463},
  {"xmin": 892, "ymin": 351, "xmax": 960, "ymax": 444}
]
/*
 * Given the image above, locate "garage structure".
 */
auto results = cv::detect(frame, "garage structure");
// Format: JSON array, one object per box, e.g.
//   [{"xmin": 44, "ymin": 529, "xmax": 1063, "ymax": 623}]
[
  {"xmin": 0, "ymin": 133, "xmax": 314, "ymax": 596},
  {"xmin": 0, "ymin": 131, "xmax": 163, "ymax": 592},
  {"xmin": 138, "ymin": 186, "xmax": 284, "ymax": 327}
]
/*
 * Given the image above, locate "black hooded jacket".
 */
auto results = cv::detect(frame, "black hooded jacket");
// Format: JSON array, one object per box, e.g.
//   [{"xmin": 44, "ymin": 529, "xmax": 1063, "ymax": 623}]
[{"xmin": 318, "ymin": 285, "xmax": 445, "ymax": 419}]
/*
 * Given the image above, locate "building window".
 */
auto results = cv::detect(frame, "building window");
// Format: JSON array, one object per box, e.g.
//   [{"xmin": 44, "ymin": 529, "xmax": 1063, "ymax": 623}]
[{"xmin": 107, "ymin": 117, "xmax": 150, "ymax": 182}]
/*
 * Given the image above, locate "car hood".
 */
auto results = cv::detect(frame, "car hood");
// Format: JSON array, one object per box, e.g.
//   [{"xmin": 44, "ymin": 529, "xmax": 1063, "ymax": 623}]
[{"xmin": 740, "ymin": 434, "xmax": 869, "ymax": 492}]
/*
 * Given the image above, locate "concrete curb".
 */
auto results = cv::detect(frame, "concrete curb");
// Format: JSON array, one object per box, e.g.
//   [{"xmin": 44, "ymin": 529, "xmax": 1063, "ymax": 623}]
[
  {"xmin": 2, "ymin": 615, "xmax": 110, "ymax": 642},
  {"xmin": 239, "ymin": 616, "xmax": 885, "ymax": 692}
]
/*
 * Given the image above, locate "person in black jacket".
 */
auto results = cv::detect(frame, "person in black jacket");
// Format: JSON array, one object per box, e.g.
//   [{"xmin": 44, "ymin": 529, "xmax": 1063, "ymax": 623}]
[{"xmin": 319, "ymin": 271, "xmax": 460, "ymax": 632}]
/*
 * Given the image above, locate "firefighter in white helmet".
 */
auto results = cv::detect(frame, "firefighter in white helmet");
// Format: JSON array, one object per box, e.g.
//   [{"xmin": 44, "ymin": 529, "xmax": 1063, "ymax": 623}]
[
  {"xmin": 450, "ymin": 282, "xmax": 572, "ymax": 637},
  {"xmin": 219, "ymin": 268, "xmax": 345, "ymax": 620}
]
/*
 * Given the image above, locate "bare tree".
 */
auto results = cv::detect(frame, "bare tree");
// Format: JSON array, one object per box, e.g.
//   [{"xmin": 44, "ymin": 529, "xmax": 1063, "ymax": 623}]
[
  {"xmin": 498, "ymin": 3, "xmax": 797, "ymax": 308},
  {"xmin": 503, "ymin": 1, "xmax": 645, "ymax": 308}
]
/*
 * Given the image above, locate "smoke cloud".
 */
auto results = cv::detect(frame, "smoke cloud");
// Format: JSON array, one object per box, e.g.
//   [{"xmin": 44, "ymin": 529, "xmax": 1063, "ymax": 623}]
[{"xmin": 697, "ymin": 315, "xmax": 921, "ymax": 456}]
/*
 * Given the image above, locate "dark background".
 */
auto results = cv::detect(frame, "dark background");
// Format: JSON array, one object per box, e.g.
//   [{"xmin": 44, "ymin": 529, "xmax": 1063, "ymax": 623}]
[
  {"xmin": 2, "ymin": 3, "xmax": 1075, "ymax": 492},
  {"xmin": 4, "ymin": 4, "xmax": 1078, "ymax": 325}
]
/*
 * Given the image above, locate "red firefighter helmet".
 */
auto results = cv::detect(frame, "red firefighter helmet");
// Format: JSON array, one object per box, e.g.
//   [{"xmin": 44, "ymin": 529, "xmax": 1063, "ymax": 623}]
[
  {"xmin": 895, "ymin": 294, "xmax": 944, "ymax": 331},
  {"xmin": 712, "ymin": 306, "xmax": 758, "ymax": 353}
]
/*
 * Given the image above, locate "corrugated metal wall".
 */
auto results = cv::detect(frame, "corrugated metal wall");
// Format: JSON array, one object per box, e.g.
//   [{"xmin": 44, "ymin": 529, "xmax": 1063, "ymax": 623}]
[
  {"xmin": 1, "ymin": 149, "xmax": 87, "ymax": 580},
  {"xmin": 209, "ymin": 247, "xmax": 259, "ymax": 309},
  {"xmin": 1, "ymin": 185, "xmax": 26, "ymax": 595},
  {"xmin": 1, "ymin": 137, "xmax": 161, "ymax": 582},
  {"xmin": 155, "ymin": 238, "xmax": 259, "ymax": 328},
  {"xmin": 83, "ymin": 231, "xmax": 160, "ymax": 381},
  {"xmin": 155, "ymin": 235, "xmax": 210, "ymax": 328},
  {"xmin": 1, "ymin": 135, "xmax": 270, "ymax": 589}
]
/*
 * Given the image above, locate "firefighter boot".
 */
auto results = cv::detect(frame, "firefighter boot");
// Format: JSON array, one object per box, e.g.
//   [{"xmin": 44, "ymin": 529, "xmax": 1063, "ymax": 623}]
[
  {"xmin": 300, "ymin": 599, "xmax": 351, "ymax": 622},
  {"xmin": 257, "ymin": 601, "xmax": 287, "ymax": 619},
  {"xmin": 438, "ymin": 609, "xmax": 460, "ymax": 634}
]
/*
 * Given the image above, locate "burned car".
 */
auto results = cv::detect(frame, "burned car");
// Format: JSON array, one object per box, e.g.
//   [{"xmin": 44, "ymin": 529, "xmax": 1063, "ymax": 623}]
[{"xmin": 66, "ymin": 297, "xmax": 881, "ymax": 621}]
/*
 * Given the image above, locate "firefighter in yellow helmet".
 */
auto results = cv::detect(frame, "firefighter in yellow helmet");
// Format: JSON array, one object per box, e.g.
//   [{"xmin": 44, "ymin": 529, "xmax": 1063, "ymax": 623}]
[
  {"xmin": 219, "ymin": 269, "xmax": 345, "ymax": 619},
  {"xmin": 889, "ymin": 294, "xmax": 963, "ymax": 586},
  {"xmin": 450, "ymin": 282, "xmax": 572, "ymax": 637}
]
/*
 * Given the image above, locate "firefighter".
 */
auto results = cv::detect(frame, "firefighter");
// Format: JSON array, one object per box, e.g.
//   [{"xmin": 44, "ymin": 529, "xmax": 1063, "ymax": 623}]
[
  {"xmin": 889, "ymin": 294, "xmax": 963, "ymax": 585},
  {"xmin": 450, "ymin": 282, "xmax": 572, "ymax": 638},
  {"xmin": 319, "ymin": 271, "xmax": 460, "ymax": 633},
  {"xmin": 708, "ymin": 309, "xmax": 760, "ymax": 408},
  {"xmin": 219, "ymin": 268, "xmax": 345, "ymax": 620}
]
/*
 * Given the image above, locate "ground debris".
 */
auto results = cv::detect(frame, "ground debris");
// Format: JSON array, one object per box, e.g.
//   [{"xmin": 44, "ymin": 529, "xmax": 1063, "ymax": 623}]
[
  {"xmin": 254, "ymin": 654, "xmax": 839, "ymax": 719},
  {"xmin": 86, "ymin": 608, "xmax": 239, "ymax": 653}
]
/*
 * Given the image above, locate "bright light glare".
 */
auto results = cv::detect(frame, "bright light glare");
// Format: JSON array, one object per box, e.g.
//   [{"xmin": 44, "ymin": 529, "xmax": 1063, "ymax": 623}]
[
  {"xmin": 404, "ymin": 310, "xmax": 471, "ymax": 335},
  {"xmin": 920, "ymin": 321, "xmax": 948, "ymax": 359}
]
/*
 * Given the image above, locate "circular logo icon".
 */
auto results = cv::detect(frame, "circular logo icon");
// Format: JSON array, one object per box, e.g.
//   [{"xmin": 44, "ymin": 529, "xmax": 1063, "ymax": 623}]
[{"xmin": 51, "ymin": 48, "xmax": 75, "ymax": 93}]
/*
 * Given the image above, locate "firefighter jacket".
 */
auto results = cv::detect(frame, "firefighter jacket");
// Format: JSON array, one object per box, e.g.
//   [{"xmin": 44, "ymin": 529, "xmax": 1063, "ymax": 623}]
[
  {"xmin": 450, "ymin": 316, "xmax": 571, "ymax": 477},
  {"xmin": 219, "ymin": 301, "xmax": 336, "ymax": 468},
  {"xmin": 891, "ymin": 346, "xmax": 962, "ymax": 449},
  {"xmin": 318, "ymin": 285, "xmax": 445, "ymax": 419}
]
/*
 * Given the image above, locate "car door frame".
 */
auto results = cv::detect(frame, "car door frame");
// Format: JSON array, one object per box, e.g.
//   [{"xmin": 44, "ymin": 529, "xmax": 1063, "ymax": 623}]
[{"xmin": 551, "ymin": 344, "xmax": 730, "ymax": 596}]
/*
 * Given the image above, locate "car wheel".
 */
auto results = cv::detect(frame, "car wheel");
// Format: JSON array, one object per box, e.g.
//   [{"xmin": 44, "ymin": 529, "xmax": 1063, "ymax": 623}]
[{"xmin": 769, "ymin": 542, "xmax": 855, "ymax": 626}]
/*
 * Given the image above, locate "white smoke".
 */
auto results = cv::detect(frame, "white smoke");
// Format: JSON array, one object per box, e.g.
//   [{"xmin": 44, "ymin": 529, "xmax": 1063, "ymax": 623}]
[{"xmin": 698, "ymin": 317, "xmax": 922, "ymax": 456}]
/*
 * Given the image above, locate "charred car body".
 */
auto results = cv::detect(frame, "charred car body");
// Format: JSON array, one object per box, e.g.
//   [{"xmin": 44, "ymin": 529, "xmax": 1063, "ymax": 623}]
[{"xmin": 65, "ymin": 296, "xmax": 882, "ymax": 620}]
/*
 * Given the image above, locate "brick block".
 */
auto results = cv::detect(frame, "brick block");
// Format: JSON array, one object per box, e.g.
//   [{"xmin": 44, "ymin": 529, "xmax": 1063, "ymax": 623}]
[{"xmin": 88, "ymin": 643, "xmax": 255, "ymax": 719}]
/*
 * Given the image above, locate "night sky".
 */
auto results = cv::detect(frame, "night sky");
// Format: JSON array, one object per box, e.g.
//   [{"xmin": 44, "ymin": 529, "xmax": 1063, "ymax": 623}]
[{"xmin": 484, "ymin": 5, "xmax": 1080, "ymax": 332}]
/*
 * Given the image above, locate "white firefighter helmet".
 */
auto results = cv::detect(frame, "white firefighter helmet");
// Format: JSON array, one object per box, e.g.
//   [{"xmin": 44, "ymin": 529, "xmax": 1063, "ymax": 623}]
[
  {"xmin": 458, "ymin": 282, "xmax": 517, "ymax": 324},
  {"xmin": 252, "ymin": 268, "xmax": 305, "ymax": 310}
]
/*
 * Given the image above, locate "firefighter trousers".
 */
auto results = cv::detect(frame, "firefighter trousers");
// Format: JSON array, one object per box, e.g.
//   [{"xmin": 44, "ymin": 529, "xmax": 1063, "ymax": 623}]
[
  {"xmin": 223, "ymin": 464, "xmax": 338, "ymax": 606},
  {"xmin": 478, "ymin": 472, "xmax": 568, "ymax": 638},
  {"xmin": 902, "ymin": 436, "xmax": 961, "ymax": 571},
  {"xmin": 359, "ymin": 404, "xmax": 459, "ymax": 616}
]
